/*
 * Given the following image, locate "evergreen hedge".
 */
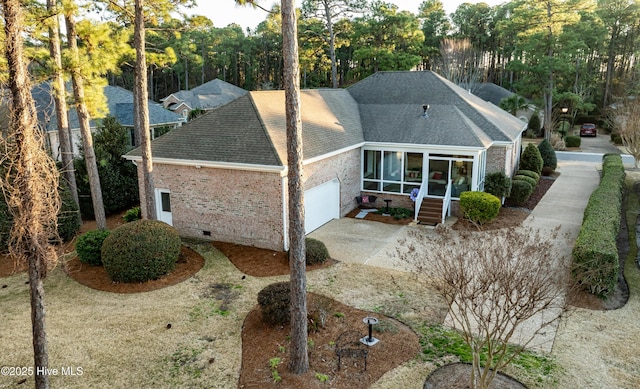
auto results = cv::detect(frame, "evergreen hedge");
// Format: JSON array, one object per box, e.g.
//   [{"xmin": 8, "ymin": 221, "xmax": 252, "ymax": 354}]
[{"xmin": 572, "ymin": 154, "xmax": 625, "ymax": 297}]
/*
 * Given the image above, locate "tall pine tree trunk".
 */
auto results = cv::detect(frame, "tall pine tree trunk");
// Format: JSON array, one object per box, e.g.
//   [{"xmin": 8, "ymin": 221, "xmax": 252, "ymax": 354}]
[
  {"xmin": 2, "ymin": 1, "xmax": 61, "ymax": 387},
  {"xmin": 282, "ymin": 0, "xmax": 309, "ymax": 374},
  {"xmin": 47, "ymin": 0, "xmax": 80, "ymax": 217},
  {"xmin": 135, "ymin": 0, "xmax": 156, "ymax": 220},
  {"xmin": 64, "ymin": 12, "xmax": 106, "ymax": 229},
  {"xmin": 323, "ymin": 0, "xmax": 338, "ymax": 88}
]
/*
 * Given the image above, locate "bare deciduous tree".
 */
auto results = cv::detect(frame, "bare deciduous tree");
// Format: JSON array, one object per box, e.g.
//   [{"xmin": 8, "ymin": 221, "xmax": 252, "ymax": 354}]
[
  {"xmin": 609, "ymin": 97, "xmax": 640, "ymax": 168},
  {"xmin": 2, "ymin": 1, "xmax": 61, "ymax": 387},
  {"xmin": 436, "ymin": 38, "xmax": 485, "ymax": 93},
  {"xmin": 397, "ymin": 226, "xmax": 569, "ymax": 389}
]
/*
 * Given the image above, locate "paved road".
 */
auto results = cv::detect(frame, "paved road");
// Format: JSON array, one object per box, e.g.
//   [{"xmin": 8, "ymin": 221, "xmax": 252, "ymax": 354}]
[{"xmin": 557, "ymin": 133, "xmax": 635, "ymax": 165}]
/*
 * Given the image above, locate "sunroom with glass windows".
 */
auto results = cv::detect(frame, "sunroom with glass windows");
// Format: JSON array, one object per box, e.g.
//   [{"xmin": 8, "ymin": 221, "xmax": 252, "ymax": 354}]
[{"xmin": 361, "ymin": 147, "xmax": 485, "ymax": 199}]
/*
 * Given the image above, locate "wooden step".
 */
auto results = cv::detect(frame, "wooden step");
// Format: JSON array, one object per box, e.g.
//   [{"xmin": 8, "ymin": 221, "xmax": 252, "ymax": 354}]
[{"xmin": 418, "ymin": 198, "xmax": 443, "ymax": 225}]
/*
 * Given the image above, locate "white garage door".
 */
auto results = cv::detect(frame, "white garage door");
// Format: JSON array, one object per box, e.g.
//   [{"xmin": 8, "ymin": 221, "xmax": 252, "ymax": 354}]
[{"xmin": 304, "ymin": 179, "xmax": 340, "ymax": 234}]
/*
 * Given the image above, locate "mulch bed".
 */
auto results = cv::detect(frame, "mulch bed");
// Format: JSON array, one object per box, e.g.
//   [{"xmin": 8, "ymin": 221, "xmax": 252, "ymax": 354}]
[
  {"xmin": 239, "ymin": 293, "xmax": 420, "ymax": 388},
  {"xmin": 424, "ymin": 363, "xmax": 526, "ymax": 389},
  {"xmin": 213, "ymin": 241, "xmax": 336, "ymax": 277},
  {"xmin": 344, "ymin": 209, "xmax": 413, "ymax": 225},
  {"xmin": 63, "ymin": 245, "xmax": 204, "ymax": 293}
]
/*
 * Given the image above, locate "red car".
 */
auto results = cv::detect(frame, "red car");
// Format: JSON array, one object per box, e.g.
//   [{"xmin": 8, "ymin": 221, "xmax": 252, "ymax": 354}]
[{"xmin": 580, "ymin": 123, "xmax": 597, "ymax": 137}]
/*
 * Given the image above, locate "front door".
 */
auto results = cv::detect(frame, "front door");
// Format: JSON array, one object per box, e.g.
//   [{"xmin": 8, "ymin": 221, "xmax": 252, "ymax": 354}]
[{"xmin": 156, "ymin": 189, "xmax": 173, "ymax": 225}]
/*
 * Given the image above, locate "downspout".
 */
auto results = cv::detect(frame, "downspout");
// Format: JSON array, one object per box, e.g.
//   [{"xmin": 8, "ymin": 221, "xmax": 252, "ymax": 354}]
[{"xmin": 282, "ymin": 175, "xmax": 289, "ymax": 251}]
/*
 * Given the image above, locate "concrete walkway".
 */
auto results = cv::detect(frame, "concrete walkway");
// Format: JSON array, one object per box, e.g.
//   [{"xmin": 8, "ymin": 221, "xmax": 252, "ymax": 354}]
[
  {"xmin": 310, "ymin": 160, "xmax": 606, "ymax": 352},
  {"xmin": 311, "ymin": 160, "xmax": 602, "ymax": 269}
]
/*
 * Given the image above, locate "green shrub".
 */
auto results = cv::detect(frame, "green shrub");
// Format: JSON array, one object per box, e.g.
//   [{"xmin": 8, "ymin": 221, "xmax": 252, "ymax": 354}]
[
  {"xmin": 101, "ymin": 220, "xmax": 181, "ymax": 283},
  {"xmin": 123, "ymin": 206, "xmax": 141, "ymax": 222},
  {"xmin": 513, "ymin": 174, "xmax": 538, "ymax": 189},
  {"xmin": 305, "ymin": 238, "xmax": 330, "ymax": 265},
  {"xmin": 484, "ymin": 171, "xmax": 512, "ymax": 199},
  {"xmin": 74, "ymin": 115, "xmax": 139, "ymax": 218},
  {"xmin": 459, "ymin": 192, "xmax": 501, "ymax": 225},
  {"xmin": 509, "ymin": 180, "xmax": 534, "ymax": 206},
  {"xmin": 611, "ymin": 133, "xmax": 623, "ymax": 145},
  {"xmin": 565, "ymin": 135, "xmax": 581, "ymax": 148},
  {"xmin": 257, "ymin": 282, "xmax": 291, "ymax": 325},
  {"xmin": 537, "ymin": 139, "xmax": 557, "ymax": 170},
  {"xmin": 516, "ymin": 169, "xmax": 540, "ymax": 183},
  {"xmin": 76, "ymin": 230, "xmax": 111, "ymax": 266},
  {"xmin": 572, "ymin": 154, "xmax": 624, "ymax": 297},
  {"xmin": 519, "ymin": 143, "xmax": 544, "ymax": 175},
  {"xmin": 527, "ymin": 113, "xmax": 541, "ymax": 136}
]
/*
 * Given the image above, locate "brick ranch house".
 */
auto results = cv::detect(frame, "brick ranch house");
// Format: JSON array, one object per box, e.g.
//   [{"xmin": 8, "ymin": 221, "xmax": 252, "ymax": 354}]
[{"xmin": 125, "ymin": 71, "xmax": 525, "ymax": 251}]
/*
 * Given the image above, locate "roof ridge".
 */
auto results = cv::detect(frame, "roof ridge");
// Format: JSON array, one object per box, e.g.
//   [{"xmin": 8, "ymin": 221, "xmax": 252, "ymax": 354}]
[{"xmin": 248, "ymin": 93, "xmax": 283, "ymax": 166}]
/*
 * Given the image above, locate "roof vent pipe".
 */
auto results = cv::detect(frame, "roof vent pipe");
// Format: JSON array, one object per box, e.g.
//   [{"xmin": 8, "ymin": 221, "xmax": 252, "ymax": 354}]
[{"xmin": 422, "ymin": 104, "xmax": 430, "ymax": 118}]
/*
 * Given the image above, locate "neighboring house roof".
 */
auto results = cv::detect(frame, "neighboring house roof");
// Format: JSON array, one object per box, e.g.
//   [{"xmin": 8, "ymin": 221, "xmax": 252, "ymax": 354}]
[
  {"xmin": 347, "ymin": 72, "xmax": 525, "ymax": 147},
  {"xmin": 32, "ymin": 82, "xmax": 182, "ymax": 131},
  {"xmin": 127, "ymin": 89, "xmax": 364, "ymax": 167},
  {"xmin": 162, "ymin": 79, "xmax": 248, "ymax": 111},
  {"xmin": 472, "ymin": 83, "xmax": 515, "ymax": 106}
]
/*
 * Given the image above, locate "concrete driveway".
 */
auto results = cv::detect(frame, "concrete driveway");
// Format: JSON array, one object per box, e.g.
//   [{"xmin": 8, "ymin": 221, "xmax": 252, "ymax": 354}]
[{"xmin": 308, "ymin": 218, "xmax": 421, "ymax": 271}]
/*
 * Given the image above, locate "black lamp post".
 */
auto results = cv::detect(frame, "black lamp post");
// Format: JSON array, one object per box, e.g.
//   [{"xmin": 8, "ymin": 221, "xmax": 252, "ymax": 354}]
[{"xmin": 560, "ymin": 107, "xmax": 569, "ymax": 137}]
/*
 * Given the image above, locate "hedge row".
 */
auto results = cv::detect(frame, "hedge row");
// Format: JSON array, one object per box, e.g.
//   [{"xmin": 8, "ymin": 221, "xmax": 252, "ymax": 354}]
[{"xmin": 571, "ymin": 154, "xmax": 625, "ymax": 297}]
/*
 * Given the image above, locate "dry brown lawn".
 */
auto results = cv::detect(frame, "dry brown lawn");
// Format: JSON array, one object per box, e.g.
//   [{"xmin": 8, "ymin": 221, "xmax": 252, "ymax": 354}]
[{"xmin": 2, "ymin": 172, "xmax": 640, "ymax": 388}]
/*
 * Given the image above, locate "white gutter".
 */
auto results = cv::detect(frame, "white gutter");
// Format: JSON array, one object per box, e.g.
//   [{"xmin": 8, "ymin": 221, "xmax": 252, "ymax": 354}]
[
  {"xmin": 123, "ymin": 155, "xmax": 285, "ymax": 173},
  {"xmin": 303, "ymin": 142, "xmax": 365, "ymax": 165},
  {"xmin": 363, "ymin": 142, "xmax": 484, "ymax": 152}
]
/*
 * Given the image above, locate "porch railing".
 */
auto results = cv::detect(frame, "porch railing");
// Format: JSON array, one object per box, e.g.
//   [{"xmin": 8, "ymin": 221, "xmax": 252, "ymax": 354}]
[
  {"xmin": 413, "ymin": 177, "xmax": 429, "ymax": 222},
  {"xmin": 441, "ymin": 183, "xmax": 452, "ymax": 224}
]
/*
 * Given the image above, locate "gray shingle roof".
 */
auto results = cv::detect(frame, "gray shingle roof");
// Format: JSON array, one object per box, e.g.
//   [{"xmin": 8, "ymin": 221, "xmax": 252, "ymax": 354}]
[
  {"xmin": 127, "ymin": 95, "xmax": 281, "ymax": 166},
  {"xmin": 251, "ymin": 89, "xmax": 364, "ymax": 162},
  {"xmin": 164, "ymin": 79, "xmax": 248, "ymax": 111},
  {"xmin": 472, "ymin": 83, "xmax": 515, "ymax": 106},
  {"xmin": 128, "ymin": 89, "xmax": 365, "ymax": 166},
  {"xmin": 32, "ymin": 82, "xmax": 182, "ymax": 131},
  {"xmin": 347, "ymin": 71, "xmax": 525, "ymax": 146}
]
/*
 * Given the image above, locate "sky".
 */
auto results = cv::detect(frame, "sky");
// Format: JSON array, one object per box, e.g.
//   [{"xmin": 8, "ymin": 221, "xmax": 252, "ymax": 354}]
[{"xmin": 186, "ymin": 0, "xmax": 506, "ymax": 31}]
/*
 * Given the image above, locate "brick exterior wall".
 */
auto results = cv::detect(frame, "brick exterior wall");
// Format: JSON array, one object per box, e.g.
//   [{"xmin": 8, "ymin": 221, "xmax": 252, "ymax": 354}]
[
  {"xmin": 138, "ymin": 163, "xmax": 285, "ymax": 251},
  {"xmin": 303, "ymin": 147, "xmax": 361, "ymax": 216},
  {"xmin": 486, "ymin": 145, "xmax": 507, "ymax": 174}
]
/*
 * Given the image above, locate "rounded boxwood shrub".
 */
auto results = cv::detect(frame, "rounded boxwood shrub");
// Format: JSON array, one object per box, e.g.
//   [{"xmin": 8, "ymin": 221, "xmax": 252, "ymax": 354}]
[
  {"xmin": 519, "ymin": 143, "xmax": 544, "ymax": 175},
  {"xmin": 76, "ymin": 230, "xmax": 111, "ymax": 266},
  {"xmin": 484, "ymin": 171, "xmax": 512, "ymax": 199},
  {"xmin": 123, "ymin": 206, "xmax": 141, "ymax": 222},
  {"xmin": 565, "ymin": 135, "xmax": 581, "ymax": 148},
  {"xmin": 516, "ymin": 169, "xmax": 540, "ymax": 183},
  {"xmin": 101, "ymin": 220, "xmax": 181, "ymax": 283},
  {"xmin": 305, "ymin": 238, "xmax": 330, "ymax": 265},
  {"xmin": 509, "ymin": 180, "xmax": 534, "ymax": 206},
  {"xmin": 257, "ymin": 282, "xmax": 290, "ymax": 325},
  {"xmin": 514, "ymin": 174, "xmax": 538, "ymax": 189},
  {"xmin": 537, "ymin": 139, "xmax": 557, "ymax": 170},
  {"xmin": 611, "ymin": 133, "xmax": 623, "ymax": 145},
  {"xmin": 459, "ymin": 191, "xmax": 501, "ymax": 225}
]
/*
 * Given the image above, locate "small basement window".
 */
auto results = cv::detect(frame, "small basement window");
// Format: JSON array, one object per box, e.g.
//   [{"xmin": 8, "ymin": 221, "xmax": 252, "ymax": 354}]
[{"xmin": 203, "ymin": 231, "xmax": 211, "ymax": 237}]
